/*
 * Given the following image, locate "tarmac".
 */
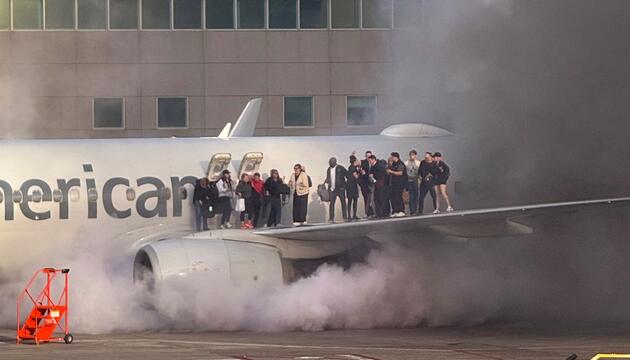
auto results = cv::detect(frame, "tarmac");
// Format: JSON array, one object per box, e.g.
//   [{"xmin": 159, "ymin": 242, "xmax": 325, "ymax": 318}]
[{"xmin": 1, "ymin": 323, "xmax": 629, "ymax": 360}]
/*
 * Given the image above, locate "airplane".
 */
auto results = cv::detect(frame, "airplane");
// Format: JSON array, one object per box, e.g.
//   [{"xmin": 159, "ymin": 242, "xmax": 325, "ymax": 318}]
[{"xmin": 1, "ymin": 98, "xmax": 629, "ymax": 291}]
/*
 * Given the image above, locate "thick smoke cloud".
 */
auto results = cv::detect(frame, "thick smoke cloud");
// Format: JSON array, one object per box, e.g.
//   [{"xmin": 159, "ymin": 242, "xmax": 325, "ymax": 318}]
[{"xmin": 2, "ymin": 0, "xmax": 630, "ymax": 333}]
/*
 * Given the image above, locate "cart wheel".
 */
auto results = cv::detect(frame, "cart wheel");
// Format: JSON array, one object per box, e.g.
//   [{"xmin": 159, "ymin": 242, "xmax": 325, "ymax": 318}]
[{"xmin": 64, "ymin": 334, "xmax": 74, "ymax": 344}]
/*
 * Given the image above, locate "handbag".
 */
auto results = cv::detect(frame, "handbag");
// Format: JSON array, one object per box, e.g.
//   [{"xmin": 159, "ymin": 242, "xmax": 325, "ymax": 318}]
[
  {"xmin": 235, "ymin": 198, "xmax": 246, "ymax": 212},
  {"xmin": 317, "ymin": 184, "xmax": 330, "ymax": 202}
]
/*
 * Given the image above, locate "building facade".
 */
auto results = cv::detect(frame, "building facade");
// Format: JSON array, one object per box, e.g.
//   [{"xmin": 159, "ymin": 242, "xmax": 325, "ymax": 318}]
[{"xmin": 0, "ymin": 0, "xmax": 422, "ymax": 139}]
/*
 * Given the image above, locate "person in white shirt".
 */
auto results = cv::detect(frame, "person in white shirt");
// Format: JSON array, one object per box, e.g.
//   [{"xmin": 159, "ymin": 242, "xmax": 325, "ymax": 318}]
[
  {"xmin": 405, "ymin": 150, "xmax": 421, "ymax": 215},
  {"xmin": 216, "ymin": 170, "xmax": 234, "ymax": 228}
]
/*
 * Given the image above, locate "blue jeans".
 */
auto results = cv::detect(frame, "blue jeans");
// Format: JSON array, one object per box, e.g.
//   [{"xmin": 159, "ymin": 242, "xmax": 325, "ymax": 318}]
[{"xmin": 407, "ymin": 181, "xmax": 419, "ymax": 215}]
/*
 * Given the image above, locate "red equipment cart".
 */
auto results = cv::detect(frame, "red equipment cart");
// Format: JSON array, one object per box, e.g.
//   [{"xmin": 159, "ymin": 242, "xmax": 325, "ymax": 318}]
[{"xmin": 16, "ymin": 268, "xmax": 73, "ymax": 345}]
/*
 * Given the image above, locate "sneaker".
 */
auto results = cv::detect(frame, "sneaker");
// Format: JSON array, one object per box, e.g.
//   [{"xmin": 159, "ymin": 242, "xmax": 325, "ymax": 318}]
[
  {"xmin": 224, "ymin": 223, "xmax": 233, "ymax": 229},
  {"xmin": 433, "ymin": 209, "xmax": 441, "ymax": 215},
  {"xmin": 219, "ymin": 224, "xmax": 226, "ymax": 229},
  {"xmin": 246, "ymin": 221, "xmax": 254, "ymax": 229},
  {"xmin": 302, "ymin": 221, "xmax": 308, "ymax": 225},
  {"xmin": 293, "ymin": 222, "xmax": 301, "ymax": 226},
  {"xmin": 446, "ymin": 206, "xmax": 454, "ymax": 212}
]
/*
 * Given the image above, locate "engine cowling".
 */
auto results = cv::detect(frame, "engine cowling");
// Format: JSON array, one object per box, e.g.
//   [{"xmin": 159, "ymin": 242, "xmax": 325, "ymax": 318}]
[{"xmin": 133, "ymin": 238, "xmax": 285, "ymax": 289}]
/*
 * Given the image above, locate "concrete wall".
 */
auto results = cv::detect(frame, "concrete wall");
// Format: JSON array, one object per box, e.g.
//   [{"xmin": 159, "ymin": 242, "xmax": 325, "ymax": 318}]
[{"xmin": 0, "ymin": 29, "xmax": 395, "ymax": 139}]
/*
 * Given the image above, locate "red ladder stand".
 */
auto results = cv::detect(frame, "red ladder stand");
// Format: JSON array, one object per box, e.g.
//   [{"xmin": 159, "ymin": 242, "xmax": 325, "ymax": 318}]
[{"xmin": 16, "ymin": 268, "xmax": 73, "ymax": 344}]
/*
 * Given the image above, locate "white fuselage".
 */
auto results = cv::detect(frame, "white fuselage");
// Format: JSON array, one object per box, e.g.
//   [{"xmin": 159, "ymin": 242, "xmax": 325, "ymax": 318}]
[{"xmin": 0, "ymin": 134, "xmax": 460, "ymax": 270}]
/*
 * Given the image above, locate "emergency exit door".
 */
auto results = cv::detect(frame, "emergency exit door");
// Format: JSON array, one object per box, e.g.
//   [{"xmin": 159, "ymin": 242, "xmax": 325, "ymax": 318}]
[{"xmin": 207, "ymin": 153, "xmax": 231, "ymax": 181}]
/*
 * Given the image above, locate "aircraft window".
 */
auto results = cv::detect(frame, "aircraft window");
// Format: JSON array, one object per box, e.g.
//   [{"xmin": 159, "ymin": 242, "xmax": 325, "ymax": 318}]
[
  {"xmin": 12, "ymin": 190, "xmax": 23, "ymax": 204},
  {"xmin": 69, "ymin": 189, "xmax": 80, "ymax": 202},
  {"xmin": 94, "ymin": 98, "xmax": 124, "ymax": 129},
  {"xmin": 78, "ymin": 0, "xmax": 107, "ymax": 29},
  {"xmin": 45, "ymin": 0, "xmax": 75, "ymax": 29},
  {"xmin": 269, "ymin": 0, "xmax": 296, "ymax": 29},
  {"xmin": 0, "ymin": 0, "xmax": 9, "ymax": 29},
  {"xmin": 284, "ymin": 96, "xmax": 313, "ymax": 127},
  {"xmin": 157, "ymin": 97, "xmax": 188, "ymax": 128},
  {"xmin": 347, "ymin": 95, "xmax": 376, "ymax": 126},
  {"xmin": 362, "ymin": 0, "xmax": 392, "ymax": 29},
  {"xmin": 174, "ymin": 0, "xmax": 202, "ymax": 29},
  {"xmin": 142, "ymin": 0, "xmax": 171, "ymax": 29},
  {"xmin": 110, "ymin": 0, "xmax": 139, "ymax": 29},
  {"xmin": 13, "ymin": 0, "xmax": 43, "ymax": 29},
  {"xmin": 0, "ymin": 191, "xmax": 3, "ymax": 203},
  {"xmin": 206, "ymin": 0, "xmax": 234, "ymax": 29},
  {"xmin": 31, "ymin": 190, "xmax": 43, "ymax": 203},
  {"xmin": 179, "ymin": 187, "xmax": 188, "ymax": 200},
  {"xmin": 126, "ymin": 188, "xmax": 136, "ymax": 201},
  {"xmin": 53, "ymin": 189, "xmax": 63, "ymax": 203},
  {"xmin": 299, "ymin": 0, "xmax": 327, "ymax": 29},
  {"xmin": 237, "ymin": 0, "xmax": 264, "ymax": 29},
  {"xmin": 87, "ymin": 188, "xmax": 98, "ymax": 202},
  {"xmin": 331, "ymin": 0, "xmax": 359, "ymax": 29}
]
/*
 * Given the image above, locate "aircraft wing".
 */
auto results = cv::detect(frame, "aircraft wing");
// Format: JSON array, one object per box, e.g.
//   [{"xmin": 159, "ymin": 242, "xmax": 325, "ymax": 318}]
[{"xmin": 255, "ymin": 197, "xmax": 630, "ymax": 242}]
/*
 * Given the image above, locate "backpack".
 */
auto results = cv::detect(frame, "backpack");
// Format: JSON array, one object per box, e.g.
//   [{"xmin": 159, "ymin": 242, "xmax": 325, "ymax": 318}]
[
  {"xmin": 207, "ymin": 181, "xmax": 219, "ymax": 201},
  {"xmin": 317, "ymin": 184, "xmax": 330, "ymax": 202}
]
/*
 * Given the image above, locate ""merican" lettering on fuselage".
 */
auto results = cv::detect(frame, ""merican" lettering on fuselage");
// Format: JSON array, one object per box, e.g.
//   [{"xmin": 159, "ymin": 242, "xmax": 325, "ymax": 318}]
[{"xmin": 0, "ymin": 173, "xmax": 197, "ymax": 221}]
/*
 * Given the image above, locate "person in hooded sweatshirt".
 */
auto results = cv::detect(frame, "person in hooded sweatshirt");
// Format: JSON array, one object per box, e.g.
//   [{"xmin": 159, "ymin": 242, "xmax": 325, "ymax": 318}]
[
  {"xmin": 193, "ymin": 177, "xmax": 213, "ymax": 231},
  {"xmin": 250, "ymin": 172, "xmax": 265, "ymax": 228},
  {"xmin": 235, "ymin": 173, "xmax": 254, "ymax": 229},
  {"xmin": 264, "ymin": 169, "xmax": 284, "ymax": 227},
  {"xmin": 216, "ymin": 169, "xmax": 235, "ymax": 228}
]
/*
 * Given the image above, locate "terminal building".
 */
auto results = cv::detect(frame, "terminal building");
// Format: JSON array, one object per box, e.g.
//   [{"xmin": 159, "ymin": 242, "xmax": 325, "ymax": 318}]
[{"xmin": 0, "ymin": 0, "xmax": 424, "ymax": 139}]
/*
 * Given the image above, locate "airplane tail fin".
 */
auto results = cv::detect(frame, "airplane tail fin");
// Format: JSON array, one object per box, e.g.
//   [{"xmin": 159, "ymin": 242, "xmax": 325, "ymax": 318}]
[{"xmin": 226, "ymin": 98, "xmax": 262, "ymax": 138}]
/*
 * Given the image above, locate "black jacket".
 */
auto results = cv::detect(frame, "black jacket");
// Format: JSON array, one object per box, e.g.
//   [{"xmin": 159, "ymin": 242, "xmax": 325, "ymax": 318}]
[
  {"xmin": 432, "ymin": 161, "xmax": 451, "ymax": 182},
  {"xmin": 264, "ymin": 178, "xmax": 284, "ymax": 198},
  {"xmin": 193, "ymin": 179, "xmax": 214, "ymax": 203},
  {"xmin": 370, "ymin": 160, "xmax": 388, "ymax": 187},
  {"xmin": 325, "ymin": 165, "xmax": 348, "ymax": 191},
  {"xmin": 388, "ymin": 160, "xmax": 407, "ymax": 187},
  {"xmin": 360, "ymin": 159, "xmax": 372, "ymax": 181},
  {"xmin": 419, "ymin": 160, "xmax": 435, "ymax": 182}
]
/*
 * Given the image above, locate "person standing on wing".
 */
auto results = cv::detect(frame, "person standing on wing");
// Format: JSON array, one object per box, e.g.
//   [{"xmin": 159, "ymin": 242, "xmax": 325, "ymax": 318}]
[
  {"xmin": 432, "ymin": 152, "xmax": 454, "ymax": 213},
  {"xmin": 418, "ymin": 152, "xmax": 437, "ymax": 214},
  {"xmin": 288, "ymin": 164, "xmax": 310, "ymax": 226},
  {"xmin": 325, "ymin": 157, "xmax": 348, "ymax": 222}
]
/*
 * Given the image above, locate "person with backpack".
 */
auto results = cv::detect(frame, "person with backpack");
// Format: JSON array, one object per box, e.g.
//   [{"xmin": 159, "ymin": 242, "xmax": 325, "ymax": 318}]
[
  {"xmin": 236, "ymin": 173, "xmax": 254, "ymax": 229},
  {"xmin": 288, "ymin": 163, "xmax": 311, "ymax": 226},
  {"xmin": 193, "ymin": 177, "xmax": 214, "ymax": 231},
  {"xmin": 216, "ymin": 169, "xmax": 235, "ymax": 229}
]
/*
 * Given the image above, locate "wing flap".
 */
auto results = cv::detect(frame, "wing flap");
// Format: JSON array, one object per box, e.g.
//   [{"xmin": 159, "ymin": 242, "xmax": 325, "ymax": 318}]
[{"xmin": 255, "ymin": 197, "xmax": 630, "ymax": 242}]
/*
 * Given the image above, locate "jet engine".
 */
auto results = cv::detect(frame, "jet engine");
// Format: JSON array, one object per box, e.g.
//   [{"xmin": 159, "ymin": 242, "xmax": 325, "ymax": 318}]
[{"xmin": 133, "ymin": 237, "xmax": 285, "ymax": 289}]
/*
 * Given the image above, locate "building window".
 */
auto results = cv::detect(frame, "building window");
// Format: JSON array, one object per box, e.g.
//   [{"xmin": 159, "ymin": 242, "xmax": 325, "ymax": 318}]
[
  {"xmin": 362, "ymin": 0, "xmax": 391, "ymax": 28},
  {"xmin": 110, "ymin": 0, "xmax": 138, "ymax": 29},
  {"xmin": 284, "ymin": 96, "xmax": 313, "ymax": 127},
  {"xmin": 78, "ymin": 0, "xmax": 107, "ymax": 29},
  {"xmin": 331, "ymin": 0, "xmax": 359, "ymax": 28},
  {"xmin": 394, "ymin": 0, "xmax": 421, "ymax": 28},
  {"xmin": 157, "ymin": 97, "xmax": 188, "ymax": 128},
  {"xmin": 299, "ymin": 0, "xmax": 326, "ymax": 29},
  {"xmin": 206, "ymin": 0, "xmax": 233, "ymax": 29},
  {"xmin": 94, "ymin": 98, "xmax": 124, "ymax": 129},
  {"xmin": 45, "ymin": 0, "xmax": 75, "ymax": 29},
  {"xmin": 0, "ymin": 0, "xmax": 9, "ymax": 29},
  {"xmin": 268, "ymin": 0, "xmax": 295, "ymax": 29},
  {"xmin": 13, "ymin": 0, "xmax": 43, "ymax": 29},
  {"xmin": 237, "ymin": 0, "xmax": 263, "ymax": 29},
  {"xmin": 347, "ymin": 96, "xmax": 376, "ymax": 126},
  {"xmin": 174, "ymin": 0, "xmax": 202, "ymax": 29},
  {"xmin": 142, "ymin": 0, "xmax": 171, "ymax": 29}
]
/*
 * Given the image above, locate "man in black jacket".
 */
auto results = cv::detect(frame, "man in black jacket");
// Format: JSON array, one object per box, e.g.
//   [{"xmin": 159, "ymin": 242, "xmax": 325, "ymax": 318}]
[
  {"xmin": 325, "ymin": 157, "xmax": 348, "ymax": 222},
  {"xmin": 359, "ymin": 150, "xmax": 375, "ymax": 218},
  {"xmin": 368, "ymin": 155, "xmax": 389, "ymax": 218}
]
